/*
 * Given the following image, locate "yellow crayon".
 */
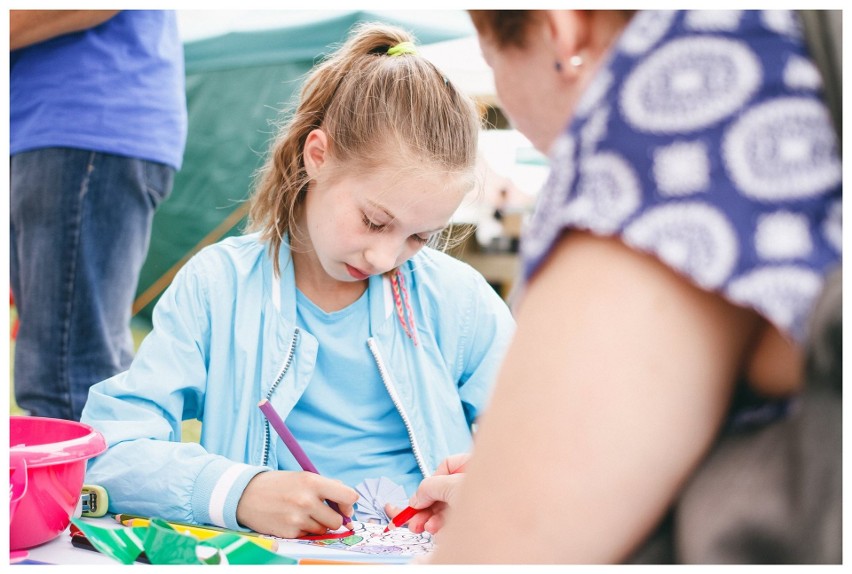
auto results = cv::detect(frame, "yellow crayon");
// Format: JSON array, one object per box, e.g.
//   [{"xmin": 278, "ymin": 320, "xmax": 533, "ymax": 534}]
[{"xmin": 121, "ymin": 517, "xmax": 279, "ymax": 552}]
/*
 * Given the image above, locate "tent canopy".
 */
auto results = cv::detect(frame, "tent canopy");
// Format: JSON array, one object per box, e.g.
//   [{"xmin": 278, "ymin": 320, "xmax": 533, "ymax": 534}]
[{"xmin": 134, "ymin": 11, "xmax": 474, "ymax": 322}]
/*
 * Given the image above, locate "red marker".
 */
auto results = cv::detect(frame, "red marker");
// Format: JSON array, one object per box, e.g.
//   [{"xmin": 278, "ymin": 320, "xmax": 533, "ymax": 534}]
[{"xmin": 383, "ymin": 505, "xmax": 419, "ymax": 533}]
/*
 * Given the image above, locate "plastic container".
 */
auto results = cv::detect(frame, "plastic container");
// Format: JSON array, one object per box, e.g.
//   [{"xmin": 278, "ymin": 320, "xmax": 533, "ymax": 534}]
[{"xmin": 9, "ymin": 416, "xmax": 107, "ymax": 550}]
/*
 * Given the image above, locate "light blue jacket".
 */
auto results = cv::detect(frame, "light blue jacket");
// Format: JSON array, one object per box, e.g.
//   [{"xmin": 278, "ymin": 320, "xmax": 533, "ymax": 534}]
[{"xmin": 81, "ymin": 234, "xmax": 514, "ymax": 530}]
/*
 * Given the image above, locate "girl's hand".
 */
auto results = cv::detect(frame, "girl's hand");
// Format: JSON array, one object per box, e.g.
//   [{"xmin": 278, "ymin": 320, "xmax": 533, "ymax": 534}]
[
  {"xmin": 236, "ymin": 470, "xmax": 358, "ymax": 539},
  {"xmin": 386, "ymin": 453, "xmax": 468, "ymax": 534}
]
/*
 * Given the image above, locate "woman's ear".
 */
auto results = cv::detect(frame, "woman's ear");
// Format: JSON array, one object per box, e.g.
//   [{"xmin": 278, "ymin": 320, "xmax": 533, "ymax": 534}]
[
  {"xmin": 544, "ymin": 10, "xmax": 589, "ymax": 74},
  {"xmin": 303, "ymin": 128, "xmax": 328, "ymax": 180}
]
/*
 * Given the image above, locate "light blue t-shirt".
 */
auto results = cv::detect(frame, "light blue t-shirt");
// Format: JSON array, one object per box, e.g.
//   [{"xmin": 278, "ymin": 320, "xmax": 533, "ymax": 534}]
[
  {"xmin": 286, "ymin": 288, "xmax": 421, "ymax": 505},
  {"xmin": 10, "ymin": 10, "xmax": 187, "ymax": 169}
]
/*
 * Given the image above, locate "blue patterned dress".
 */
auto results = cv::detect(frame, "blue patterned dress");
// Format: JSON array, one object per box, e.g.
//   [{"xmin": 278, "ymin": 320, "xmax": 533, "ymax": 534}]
[{"xmin": 522, "ymin": 10, "xmax": 841, "ymax": 348}]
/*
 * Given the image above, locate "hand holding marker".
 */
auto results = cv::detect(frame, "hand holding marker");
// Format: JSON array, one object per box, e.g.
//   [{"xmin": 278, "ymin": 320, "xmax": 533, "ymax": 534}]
[{"xmin": 258, "ymin": 399, "xmax": 353, "ymax": 527}]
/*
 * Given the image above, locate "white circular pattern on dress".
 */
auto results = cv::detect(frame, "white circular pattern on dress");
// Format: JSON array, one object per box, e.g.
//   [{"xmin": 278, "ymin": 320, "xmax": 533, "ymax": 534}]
[
  {"xmin": 822, "ymin": 199, "xmax": 842, "ymax": 254},
  {"xmin": 722, "ymin": 97, "xmax": 841, "ymax": 201},
  {"xmin": 619, "ymin": 10, "xmax": 677, "ymax": 56},
  {"xmin": 684, "ymin": 10, "xmax": 743, "ymax": 32},
  {"xmin": 575, "ymin": 68, "xmax": 613, "ymax": 119},
  {"xmin": 754, "ymin": 211, "xmax": 813, "ymax": 260},
  {"xmin": 727, "ymin": 266, "xmax": 821, "ymax": 334},
  {"xmin": 760, "ymin": 10, "xmax": 801, "ymax": 39},
  {"xmin": 621, "ymin": 36, "xmax": 762, "ymax": 134},
  {"xmin": 623, "ymin": 202, "xmax": 738, "ymax": 289},
  {"xmin": 653, "ymin": 140, "xmax": 710, "ymax": 196},
  {"xmin": 522, "ymin": 135, "xmax": 577, "ymax": 265},
  {"xmin": 580, "ymin": 106, "xmax": 610, "ymax": 154},
  {"xmin": 568, "ymin": 151, "xmax": 641, "ymax": 234},
  {"xmin": 783, "ymin": 54, "xmax": 823, "ymax": 92}
]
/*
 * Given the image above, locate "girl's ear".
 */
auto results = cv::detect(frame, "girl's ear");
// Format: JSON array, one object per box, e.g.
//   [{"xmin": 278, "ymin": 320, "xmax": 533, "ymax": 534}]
[{"xmin": 303, "ymin": 128, "xmax": 329, "ymax": 180}]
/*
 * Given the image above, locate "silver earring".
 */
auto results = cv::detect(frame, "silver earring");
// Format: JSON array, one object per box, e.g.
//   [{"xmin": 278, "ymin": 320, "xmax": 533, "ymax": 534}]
[{"xmin": 569, "ymin": 54, "xmax": 584, "ymax": 69}]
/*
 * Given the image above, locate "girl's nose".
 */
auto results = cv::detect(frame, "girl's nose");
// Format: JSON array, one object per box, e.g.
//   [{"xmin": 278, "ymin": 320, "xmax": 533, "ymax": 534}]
[{"xmin": 364, "ymin": 237, "xmax": 403, "ymax": 274}]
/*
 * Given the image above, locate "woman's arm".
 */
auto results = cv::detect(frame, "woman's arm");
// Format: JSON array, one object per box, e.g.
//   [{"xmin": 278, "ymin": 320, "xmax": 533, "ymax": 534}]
[
  {"xmin": 431, "ymin": 231, "xmax": 762, "ymax": 563},
  {"xmin": 11, "ymin": 10, "xmax": 120, "ymax": 50}
]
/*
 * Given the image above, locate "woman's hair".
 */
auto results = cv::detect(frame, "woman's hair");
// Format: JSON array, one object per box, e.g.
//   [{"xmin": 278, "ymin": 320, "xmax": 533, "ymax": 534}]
[
  {"xmin": 469, "ymin": 10, "xmax": 636, "ymax": 49},
  {"xmin": 248, "ymin": 22, "xmax": 481, "ymax": 275},
  {"xmin": 468, "ymin": 10, "xmax": 542, "ymax": 49}
]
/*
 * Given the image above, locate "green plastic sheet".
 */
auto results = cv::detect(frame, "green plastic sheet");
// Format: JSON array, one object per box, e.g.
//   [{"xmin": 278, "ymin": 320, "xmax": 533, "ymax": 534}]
[{"xmin": 71, "ymin": 517, "xmax": 297, "ymax": 565}]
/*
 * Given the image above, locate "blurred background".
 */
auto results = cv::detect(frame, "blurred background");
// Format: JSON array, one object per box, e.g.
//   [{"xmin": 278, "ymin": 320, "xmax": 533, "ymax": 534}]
[{"xmin": 9, "ymin": 9, "xmax": 549, "ymax": 417}]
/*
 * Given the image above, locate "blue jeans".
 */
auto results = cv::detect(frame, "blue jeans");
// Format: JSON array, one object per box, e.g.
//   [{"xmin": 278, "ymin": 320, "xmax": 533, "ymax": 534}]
[{"xmin": 10, "ymin": 148, "xmax": 174, "ymax": 421}]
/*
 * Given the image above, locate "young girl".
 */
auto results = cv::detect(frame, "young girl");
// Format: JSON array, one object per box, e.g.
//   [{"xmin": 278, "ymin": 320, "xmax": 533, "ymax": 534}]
[{"xmin": 80, "ymin": 22, "xmax": 515, "ymax": 540}]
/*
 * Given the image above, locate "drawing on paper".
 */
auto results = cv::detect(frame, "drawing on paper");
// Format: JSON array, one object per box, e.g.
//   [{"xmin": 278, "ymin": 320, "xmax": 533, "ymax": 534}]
[{"xmin": 295, "ymin": 521, "xmax": 434, "ymax": 556}]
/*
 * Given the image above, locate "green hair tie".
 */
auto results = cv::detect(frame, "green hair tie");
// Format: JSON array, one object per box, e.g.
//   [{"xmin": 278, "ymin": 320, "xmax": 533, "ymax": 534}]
[{"xmin": 387, "ymin": 41, "xmax": 417, "ymax": 57}]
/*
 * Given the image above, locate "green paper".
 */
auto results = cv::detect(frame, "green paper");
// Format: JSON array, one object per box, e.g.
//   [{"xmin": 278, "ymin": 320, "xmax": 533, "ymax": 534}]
[
  {"xmin": 70, "ymin": 517, "xmax": 296, "ymax": 565},
  {"xmin": 201, "ymin": 533, "xmax": 297, "ymax": 565},
  {"xmin": 143, "ymin": 518, "xmax": 204, "ymax": 564},
  {"xmin": 70, "ymin": 518, "xmax": 146, "ymax": 564}
]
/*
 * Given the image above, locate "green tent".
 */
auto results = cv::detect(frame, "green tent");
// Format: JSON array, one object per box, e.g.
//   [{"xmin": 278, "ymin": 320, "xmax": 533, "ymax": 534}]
[{"xmin": 133, "ymin": 10, "xmax": 474, "ymax": 323}]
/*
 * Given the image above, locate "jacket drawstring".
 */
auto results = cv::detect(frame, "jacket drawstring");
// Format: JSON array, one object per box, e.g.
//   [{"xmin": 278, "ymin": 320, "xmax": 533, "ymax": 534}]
[{"xmin": 390, "ymin": 269, "xmax": 418, "ymax": 346}]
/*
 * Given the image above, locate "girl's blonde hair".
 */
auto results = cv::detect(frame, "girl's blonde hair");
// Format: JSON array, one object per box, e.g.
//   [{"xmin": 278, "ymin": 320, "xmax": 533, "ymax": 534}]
[{"xmin": 248, "ymin": 22, "xmax": 481, "ymax": 275}]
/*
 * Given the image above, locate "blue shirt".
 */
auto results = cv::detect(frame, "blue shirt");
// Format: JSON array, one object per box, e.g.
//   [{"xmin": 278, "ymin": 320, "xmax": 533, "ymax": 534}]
[
  {"xmin": 10, "ymin": 10, "xmax": 187, "ymax": 169},
  {"xmin": 287, "ymin": 288, "xmax": 421, "ymax": 503}
]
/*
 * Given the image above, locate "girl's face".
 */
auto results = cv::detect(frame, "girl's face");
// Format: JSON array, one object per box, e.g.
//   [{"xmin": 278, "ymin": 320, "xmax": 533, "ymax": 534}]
[{"xmin": 298, "ymin": 131, "xmax": 468, "ymax": 285}]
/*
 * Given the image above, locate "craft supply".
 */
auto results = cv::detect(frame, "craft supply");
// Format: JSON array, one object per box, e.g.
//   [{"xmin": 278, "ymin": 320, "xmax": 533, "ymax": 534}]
[
  {"xmin": 114, "ymin": 513, "xmax": 271, "ymax": 543},
  {"xmin": 69, "ymin": 523, "xmax": 150, "ymax": 563},
  {"xmin": 384, "ymin": 505, "xmax": 419, "ymax": 533},
  {"xmin": 298, "ymin": 557, "xmax": 384, "ymax": 565},
  {"xmin": 80, "ymin": 484, "xmax": 109, "ymax": 517},
  {"xmin": 354, "ymin": 476, "xmax": 409, "ymax": 524},
  {"xmin": 297, "ymin": 529, "xmax": 359, "ymax": 541},
  {"xmin": 73, "ymin": 517, "xmax": 295, "ymax": 565},
  {"xmin": 258, "ymin": 398, "xmax": 352, "ymax": 525},
  {"xmin": 296, "ymin": 520, "xmax": 432, "ymax": 559},
  {"xmin": 119, "ymin": 517, "xmax": 278, "ymax": 552}
]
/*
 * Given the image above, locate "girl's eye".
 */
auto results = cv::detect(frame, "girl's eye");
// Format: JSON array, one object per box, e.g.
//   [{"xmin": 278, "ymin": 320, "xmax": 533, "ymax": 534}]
[
  {"xmin": 362, "ymin": 214, "xmax": 386, "ymax": 232},
  {"xmin": 410, "ymin": 234, "xmax": 429, "ymax": 245}
]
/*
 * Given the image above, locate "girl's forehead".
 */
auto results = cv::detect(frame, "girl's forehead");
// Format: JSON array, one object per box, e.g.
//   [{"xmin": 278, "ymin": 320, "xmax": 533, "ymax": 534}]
[
  {"xmin": 351, "ymin": 163, "xmax": 472, "ymax": 201},
  {"xmin": 353, "ymin": 168, "xmax": 472, "ymax": 225}
]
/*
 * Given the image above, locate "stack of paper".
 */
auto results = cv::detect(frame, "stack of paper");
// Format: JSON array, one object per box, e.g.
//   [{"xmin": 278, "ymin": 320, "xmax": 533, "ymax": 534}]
[{"xmin": 354, "ymin": 477, "xmax": 409, "ymax": 524}]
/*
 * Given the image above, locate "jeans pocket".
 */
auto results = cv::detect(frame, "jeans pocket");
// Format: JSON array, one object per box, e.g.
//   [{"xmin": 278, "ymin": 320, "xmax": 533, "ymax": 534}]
[{"xmin": 143, "ymin": 161, "xmax": 176, "ymax": 209}]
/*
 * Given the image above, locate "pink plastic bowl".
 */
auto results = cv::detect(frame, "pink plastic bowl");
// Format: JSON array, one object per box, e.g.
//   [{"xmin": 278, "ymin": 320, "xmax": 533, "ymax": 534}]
[{"xmin": 9, "ymin": 416, "xmax": 107, "ymax": 550}]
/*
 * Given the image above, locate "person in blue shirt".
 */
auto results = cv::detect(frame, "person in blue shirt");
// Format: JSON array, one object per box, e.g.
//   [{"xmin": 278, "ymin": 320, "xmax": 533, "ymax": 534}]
[
  {"xmin": 81, "ymin": 22, "xmax": 515, "ymax": 540},
  {"xmin": 10, "ymin": 10, "xmax": 188, "ymax": 422}
]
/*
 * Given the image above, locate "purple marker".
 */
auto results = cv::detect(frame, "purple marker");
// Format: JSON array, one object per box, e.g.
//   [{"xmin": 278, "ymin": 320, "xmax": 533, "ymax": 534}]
[{"xmin": 258, "ymin": 399, "xmax": 352, "ymax": 525}]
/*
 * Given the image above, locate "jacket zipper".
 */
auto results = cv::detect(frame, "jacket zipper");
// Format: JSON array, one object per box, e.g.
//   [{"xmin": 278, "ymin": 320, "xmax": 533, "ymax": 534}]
[
  {"xmin": 367, "ymin": 338, "xmax": 431, "ymax": 478},
  {"xmin": 261, "ymin": 328, "xmax": 300, "ymax": 467}
]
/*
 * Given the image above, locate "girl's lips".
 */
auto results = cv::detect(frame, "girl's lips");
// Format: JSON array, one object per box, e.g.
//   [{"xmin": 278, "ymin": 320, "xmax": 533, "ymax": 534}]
[{"xmin": 346, "ymin": 264, "xmax": 369, "ymax": 280}]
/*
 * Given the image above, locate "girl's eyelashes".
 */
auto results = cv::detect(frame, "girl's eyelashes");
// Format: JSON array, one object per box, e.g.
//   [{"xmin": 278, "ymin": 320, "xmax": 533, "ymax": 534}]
[
  {"xmin": 362, "ymin": 213, "xmax": 387, "ymax": 232},
  {"xmin": 362, "ymin": 212, "xmax": 433, "ymax": 245}
]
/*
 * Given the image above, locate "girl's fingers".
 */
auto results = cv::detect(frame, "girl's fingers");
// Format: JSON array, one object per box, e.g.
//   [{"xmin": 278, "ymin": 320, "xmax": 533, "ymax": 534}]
[
  {"xmin": 315, "ymin": 477, "xmax": 360, "ymax": 505},
  {"xmin": 405, "ymin": 510, "xmax": 434, "ymax": 534},
  {"xmin": 297, "ymin": 516, "xmax": 328, "ymax": 537},
  {"xmin": 410, "ymin": 475, "xmax": 464, "ymax": 508},
  {"xmin": 440, "ymin": 453, "xmax": 470, "ymax": 475},
  {"xmin": 312, "ymin": 500, "xmax": 354, "ymax": 531},
  {"xmin": 423, "ymin": 510, "xmax": 449, "ymax": 534}
]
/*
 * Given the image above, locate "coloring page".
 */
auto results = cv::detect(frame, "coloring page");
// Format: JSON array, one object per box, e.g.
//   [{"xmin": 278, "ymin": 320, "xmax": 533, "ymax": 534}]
[{"xmin": 293, "ymin": 521, "xmax": 434, "ymax": 556}]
